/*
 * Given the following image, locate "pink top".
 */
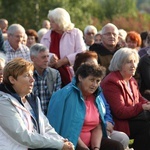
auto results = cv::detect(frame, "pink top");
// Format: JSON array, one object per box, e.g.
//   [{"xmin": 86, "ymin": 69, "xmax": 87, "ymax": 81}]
[
  {"xmin": 80, "ymin": 95, "xmax": 101, "ymax": 147},
  {"xmin": 40, "ymin": 28, "xmax": 86, "ymax": 65}
]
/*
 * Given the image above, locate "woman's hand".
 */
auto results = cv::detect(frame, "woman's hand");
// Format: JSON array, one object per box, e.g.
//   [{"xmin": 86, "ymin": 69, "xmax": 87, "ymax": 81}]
[
  {"xmin": 62, "ymin": 141, "xmax": 74, "ymax": 150},
  {"xmin": 49, "ymin": 56, "xmax": 70, "ymax": 69},
  {"xmin": 142, "ymin": 102, "xmax": 150, "ymax": 111}
]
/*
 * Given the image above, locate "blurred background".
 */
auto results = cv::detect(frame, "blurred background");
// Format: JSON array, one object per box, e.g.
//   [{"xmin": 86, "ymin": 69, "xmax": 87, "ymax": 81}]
[{"xmin": 0, "ymin": 0, "xmax": 149, "ymax": 32}]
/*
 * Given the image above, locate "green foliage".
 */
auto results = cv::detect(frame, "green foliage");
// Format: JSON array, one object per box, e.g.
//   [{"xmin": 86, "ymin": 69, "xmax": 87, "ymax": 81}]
[{"xmin": 0, "ymin": 0, "xmax": 149, "ymax": 33}]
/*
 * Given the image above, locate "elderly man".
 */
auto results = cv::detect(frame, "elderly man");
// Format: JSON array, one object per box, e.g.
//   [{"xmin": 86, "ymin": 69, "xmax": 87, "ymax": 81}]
[
  {"xmin": 30, "ymin": 43, "xmax": 61, "ymax": 115},
  {"xmin": 89, "ymin": 23, "xmax": 121, "ymax": 74},
  {"xmin": 3, "ymin": 23, "xmax": 30, "ymax": 63},
  {"xmin": 84, "ymin": 25, "xmax": 97, "ymax": 50}
]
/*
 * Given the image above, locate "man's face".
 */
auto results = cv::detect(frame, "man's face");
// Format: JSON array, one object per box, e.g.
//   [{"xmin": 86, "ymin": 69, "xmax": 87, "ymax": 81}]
[
  {"xmin": 8, "ymin": 30, "xmax": 24, "ymax": 50},
  {"xmin": 31, "ymin": 50, "xmax": 49, "ymax": 70},
  {"xmin": 101, "ymin": 26, "xmax": 119, "ymax": 47},
  {"xmin": 84, "ymin": 31, "xmax": 96, "ymax": 46}
]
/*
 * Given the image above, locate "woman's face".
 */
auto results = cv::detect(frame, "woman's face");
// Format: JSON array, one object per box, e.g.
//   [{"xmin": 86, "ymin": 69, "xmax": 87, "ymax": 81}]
[
  {"xmin": 50, "ymin": 18, "xmax": 60, "ymax": 31},
  {"xmin": 78, "ymin": 75, "xmax": 101, "ymax": 96},
  {"xmin": 27, "ymin": 36, "xmax": 36, "ymax": 48},
  {"xmin": 120, "ymin": 54, "xmax": 138, "ymax": 79},
  {"xmin": 126, "ymin": 37, "xmax": 138, "ymax": 49},
  {"xmin": 10, "ymin": 69, "xmax": 34, "ymax": 97}
]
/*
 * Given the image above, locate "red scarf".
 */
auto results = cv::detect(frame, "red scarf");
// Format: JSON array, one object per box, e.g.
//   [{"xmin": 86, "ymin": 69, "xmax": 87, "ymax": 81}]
[{"xmin": 50, "ymin": 31, "xmax": 72, "ymax": 87}]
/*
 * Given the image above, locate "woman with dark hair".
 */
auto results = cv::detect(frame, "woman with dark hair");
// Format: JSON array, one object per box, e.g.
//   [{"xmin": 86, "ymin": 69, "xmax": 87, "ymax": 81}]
[
  {"xmin": 47, "ymin": 63, "xmax": 124, "ymax": 150},
  {"xmin": 26, "ymin": 29, "xmax": 38, "ymax": 48}
]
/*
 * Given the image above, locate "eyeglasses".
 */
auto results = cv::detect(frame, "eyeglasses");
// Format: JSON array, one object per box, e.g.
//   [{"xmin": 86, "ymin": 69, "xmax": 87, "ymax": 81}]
[
  {"xmin": 103, "ymin": 32, "xmax": 118, "ymax": 37},
  {"xmin": 87, "ymin": 32, "xmax": 95, "ymax": 36},
  {"xmin": 10, "ymin": 34, "xmax": 24, "ymax": 39}
]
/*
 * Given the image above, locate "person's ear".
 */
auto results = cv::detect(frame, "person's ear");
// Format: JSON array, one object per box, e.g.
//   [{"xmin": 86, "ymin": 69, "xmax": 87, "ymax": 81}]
[
  {"xmin": 9, "ymin": 76, "xmax": 16, "ymax": 84},
  {"xmin": 30, "ymin": 56, "xmax": 34, "ymax": 61},
  {"xmin": 78, "ymin": 75, "xmax": 82, "ymax": 82}
]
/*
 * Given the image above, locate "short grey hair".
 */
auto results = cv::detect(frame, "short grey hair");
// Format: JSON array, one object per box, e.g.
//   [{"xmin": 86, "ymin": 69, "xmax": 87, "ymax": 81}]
[
  {"xmin": 30, "ymin": 43, "xmax": 48, "ymax": 57},
  {"xmin": 47, "ymin": 7, "xmax": 74, "ymax": 31},
  {"xmin": 84, "ymin": 25, "xmax": 97, "ymax": 35},
  {"xmin": 7, "ymin": 24, "xmax": 25, "ymax": 35},
  {"xmin": 101, "ymin": 23, "xmax": 119, "ymax": 35},
  {"xmin": 109, "ymin": 47, "xmax": 139, "ymax": 71}
]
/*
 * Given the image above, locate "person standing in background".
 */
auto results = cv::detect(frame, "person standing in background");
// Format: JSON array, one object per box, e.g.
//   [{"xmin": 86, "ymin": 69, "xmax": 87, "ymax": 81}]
[
  {"xmin": 84, "ymin": 25, "xmax": 97, "ymax": 50},
  {"xmin": 89, "ymin": 23, "xmax": 120, "ymax": 75},
  {"xmin": 2, "ymin": 24, "xmax": 31, "ymax": 63},
  {"xmin": 42, "ymin": 20, "xmax": 51, "ymax": 30},
  {"xmin": 41, "ymin": 7, "xmax": 86, "ymax": 87}
]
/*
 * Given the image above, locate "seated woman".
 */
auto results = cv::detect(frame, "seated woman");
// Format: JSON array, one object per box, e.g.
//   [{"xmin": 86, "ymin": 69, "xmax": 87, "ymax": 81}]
[
  {"xmin": 47, "ymin": 63, "xmax": 124, "ymax": 150},
  {"xmin": 101, "ymin": 47, "xmax": 150, "ymax": 150},
  {"xmin": 0, "ymin": 58, "xmax": 74, "ymax": 150},
  {"xmin": 73, "ymin": 51, "xmax": 132, "ymax": 150}
]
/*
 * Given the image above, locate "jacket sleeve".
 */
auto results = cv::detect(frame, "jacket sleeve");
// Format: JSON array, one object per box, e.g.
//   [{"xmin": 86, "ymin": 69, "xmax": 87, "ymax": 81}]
[
  {"xmin": 47, "ymin": 89, "xmax": 67, "ymax": 133},
  {"xmin": 0, "ymin": 96, "xmax": 64, "ymax": 150},
  {"xmin": 101, "ymin": 76, "xmax": 144, "ymax": 119},
  {"xmin": 100, "ymin": 92, "xmax": 114, "ymax": 125},
  {"xmin": 65, "ymin": 28, "xmax": 86, "ymax": 65}
]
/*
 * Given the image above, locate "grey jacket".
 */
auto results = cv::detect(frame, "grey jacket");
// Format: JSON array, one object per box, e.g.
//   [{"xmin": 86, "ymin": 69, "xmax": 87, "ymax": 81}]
[{"xmin": 0, "ymin": 91, "xmax": 64, "ymax": 150}]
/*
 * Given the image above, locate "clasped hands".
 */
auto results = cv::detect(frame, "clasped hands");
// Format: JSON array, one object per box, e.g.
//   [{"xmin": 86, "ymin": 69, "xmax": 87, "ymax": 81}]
[
  {"xmin": 49, "ymin": 54, "xmax": 68, "ymax": 69},
  {"xmin": 62, "ymin": 139, "xmax": 74, "ymax": 150},
  {"xmin": 142, "ymin": 101, "xmax": 150, "ymax": 111}
]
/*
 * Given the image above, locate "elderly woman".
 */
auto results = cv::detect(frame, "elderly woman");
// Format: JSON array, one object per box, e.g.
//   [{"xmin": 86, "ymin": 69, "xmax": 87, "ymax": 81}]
[
  {"xmin": 41, "ymin": 7, "xmax": 86, "ymax": 87},
  {"xmin": 0, "ymin": 58, "xmax": 74, "ymax": 150},
  {"xmin": 47, "ymin": 63, "xmax": 124, "ymax": 150},
  {"xmin": 101, "ymin": 48, "xmax": 150, "ymax": 150}
]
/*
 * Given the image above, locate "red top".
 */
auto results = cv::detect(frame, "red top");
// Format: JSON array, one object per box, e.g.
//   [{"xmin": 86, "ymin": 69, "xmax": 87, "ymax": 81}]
[
  {"xmin": 49, "ymin": 31, "xmax": 72, "ymax": 86},
  {"xmin": 80, "ymin": 95, "xmax": 101, "ymax": 147},
  {"xmin": 101, "ymin": 71, "xmax": 147, "ymax": 135}
]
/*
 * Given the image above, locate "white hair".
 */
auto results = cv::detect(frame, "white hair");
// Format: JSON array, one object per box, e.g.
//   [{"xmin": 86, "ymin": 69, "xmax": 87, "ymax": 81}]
[
  {"xmin": 109, "ymin": 47, "xmax": 139, "ymax": 71},
  {"xmin": 7, "ymin": 24, "xmax": 25, "ymax": 35},
  {"xmin": 47, "ymin": 7, "xmax": 74, "ymax": 31},
  {"xmin": 84, "ymin": 25, "xmax": 97, "ymax": 35},
  {"xmin": 101, "ymin": 23, "xmax": 119, "ymax": 35}
]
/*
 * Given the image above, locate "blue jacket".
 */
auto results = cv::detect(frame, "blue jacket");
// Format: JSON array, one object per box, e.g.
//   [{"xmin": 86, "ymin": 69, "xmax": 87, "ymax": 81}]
[{"xmin": 47, "ymin": 78, "xmax": 112, "ymax": 147}]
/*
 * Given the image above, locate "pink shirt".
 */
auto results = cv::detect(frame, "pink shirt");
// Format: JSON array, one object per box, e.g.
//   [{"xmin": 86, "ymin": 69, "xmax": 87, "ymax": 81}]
[
  {"xmin": 40, "ymin": 28, "xmax": 86, "ymax": 65},
  {"xmin": 80, "ymin": 95, "xmax": 101, "ymax": 147}
]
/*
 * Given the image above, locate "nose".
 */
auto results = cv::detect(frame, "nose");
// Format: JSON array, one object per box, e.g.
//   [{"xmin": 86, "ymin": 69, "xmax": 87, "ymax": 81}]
[
  {"xmin": 93, "ymin": 80, "xmax": 99, "ymax": 87},
  {"xmin": 131, "ymin": 61, "xmax": 137, "ymax": 68},
  {"xmin": 30, "ymin": 75, "xmax": 35, "ymax": 82}
]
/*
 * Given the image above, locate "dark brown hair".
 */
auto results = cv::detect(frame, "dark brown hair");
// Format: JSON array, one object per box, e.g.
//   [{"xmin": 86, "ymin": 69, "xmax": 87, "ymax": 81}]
[
  {"xmin": 26, "ymin": 29, "xmax": 38, "ymax": 42},
  {"xmin": 73, "ymin": 51, "xmax": 98, "ymax": 73}
]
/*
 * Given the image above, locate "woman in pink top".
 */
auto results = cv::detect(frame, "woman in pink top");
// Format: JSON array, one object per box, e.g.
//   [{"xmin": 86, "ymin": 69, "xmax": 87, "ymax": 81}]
[{"xmin": 41, "ymin": 7, "xmax": 86, "ymax": 87}]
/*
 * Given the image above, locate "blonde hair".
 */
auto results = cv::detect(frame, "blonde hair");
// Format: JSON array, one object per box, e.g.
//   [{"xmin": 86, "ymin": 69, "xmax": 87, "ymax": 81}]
[{"xmin": 3, "ymin": 58, "xmax": 34, "ymax": 85}]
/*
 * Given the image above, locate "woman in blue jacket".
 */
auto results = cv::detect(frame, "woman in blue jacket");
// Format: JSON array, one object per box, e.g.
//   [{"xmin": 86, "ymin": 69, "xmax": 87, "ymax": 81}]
[{"xmin": 47, "ymin": 63, "xmax": 124, "ymax": 150}]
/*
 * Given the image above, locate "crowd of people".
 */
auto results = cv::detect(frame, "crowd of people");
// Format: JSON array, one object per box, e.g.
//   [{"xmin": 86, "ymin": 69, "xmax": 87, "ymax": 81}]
[{"xmin": 0, "ymin": 7, "xmax": 149, "ymax": 150}]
